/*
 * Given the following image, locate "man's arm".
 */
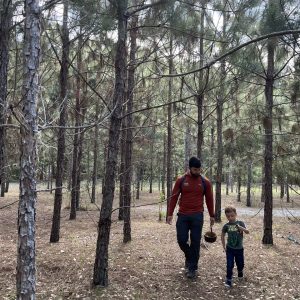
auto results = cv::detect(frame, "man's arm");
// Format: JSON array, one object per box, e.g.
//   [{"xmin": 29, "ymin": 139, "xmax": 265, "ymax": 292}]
[{"xmin": 166, "ymin": 177, "xmax": 182, "ymax": 224}]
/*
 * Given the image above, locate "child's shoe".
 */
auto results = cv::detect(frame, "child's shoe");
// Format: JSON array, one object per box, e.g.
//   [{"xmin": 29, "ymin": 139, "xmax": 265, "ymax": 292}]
[
  {"xmin": 225, "ymin": 278, "xmax": 232, "ymax": 288},
  {"xmin": 238, "ymin": 271, "xmax": 244, "ymax": 281}
]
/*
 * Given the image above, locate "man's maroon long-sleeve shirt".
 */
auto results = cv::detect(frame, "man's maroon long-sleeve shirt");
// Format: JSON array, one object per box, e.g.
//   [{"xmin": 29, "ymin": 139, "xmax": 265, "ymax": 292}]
[{"xmin": 167, "ymin": 172, "xmax": 215, "ymax": 217}]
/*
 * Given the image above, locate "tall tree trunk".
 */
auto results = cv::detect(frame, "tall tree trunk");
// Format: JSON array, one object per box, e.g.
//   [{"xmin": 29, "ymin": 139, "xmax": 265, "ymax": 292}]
[
  {"xmin": 226, "ymin": 163, "xmax": 229, "ymax": 196},
  {"xmin": 91, "ymin": 103, "xmax": 100, "ymax": 203},
  {"xmin": 279, "ymin": 175, "xmax": 284, "ymax": 199},
  {"xmin": 123, "ymin": 13, "xmax": 138, "ymax": 243},
  {"xmin": 0, "ymin": 0, "xmax": 12, "ymax": 197},
  {"xmin": 50, "ymin": 0, "xmax": 69, "ymax": 242},
  {"xmin": 75, "ymin": 109, "xmax": 86, "ymax": 208},
  {"xmin": 184, "ymin": 122, "xmax": 191, "ymax": 171},
  {"xmin": 161, "ymin": 133, "xmax": 166, "ymax": 196},
  {"xmin": 16, "ymin": 0, "xmax": 40, "ymax": 298},
  {"xmin": 237, "ymin": 167, "xmax": 241, "ymax": 202},
  {"xmin": 118, "ymin": 120, "xmax": 126, "ymax": 220},
  {"xmin": 286, "ymin": 176, "xmax": 290, "ymax": 203},
  {"xmin": 166, "ymin": 36, "xmax": 173, "ymax": 214},
  {"xmin": 149, "ymin": 126, "xmax": 155, "ymax": 193},
  {"xmin": 209, "ymin": 126, "xmax": 214, "ymax": 180},
  {"xmin": 93, "ymin": 0, "xmax": 128, "ymax": 286},
  {"xmin": 246, "ymin": 159, "xmax": 252, "ymax": 207},
  {"xmin": 196, "ymin": 1, "xmax": 205, "ymax": 158},
  {"xmin": 215, "ymin": 0, "xmax": 227, "ymax": 222},
  {"xmin": 262, "ymin": 37, "xmax": 275, "ymax": 245},
  {"xmin": 70, "ymin": 30, "xmax": 83, "ymax": 219},
  {"xmin": 261, "ymin": 164, "xmax": 265, "ymax": 202},
  {"xmin": 230, "ymin": 165, "xmax": 233, "ymax": 193},
  {"xmin": 136, "ymin": 166, "xmax": 141, "ymax": 200}
]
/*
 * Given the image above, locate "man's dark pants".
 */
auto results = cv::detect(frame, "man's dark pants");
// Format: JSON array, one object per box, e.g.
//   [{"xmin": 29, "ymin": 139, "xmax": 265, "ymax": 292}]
[
  {"xmin": 176, "ymin": 212, "xmax": 203, "ymax": 271},
  {"xmin": 226, "ymin": 247, "xmax": 244, "ymax": 279}
]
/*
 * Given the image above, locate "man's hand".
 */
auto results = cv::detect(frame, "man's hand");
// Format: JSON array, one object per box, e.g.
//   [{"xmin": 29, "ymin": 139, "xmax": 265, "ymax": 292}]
[
  {"xmin": 210, "ymin": 217, "xmax": 215, "ymax": 227},
  {"xmin": 166, "ymin": 216, "xmax": 173, "ymax": 225}
]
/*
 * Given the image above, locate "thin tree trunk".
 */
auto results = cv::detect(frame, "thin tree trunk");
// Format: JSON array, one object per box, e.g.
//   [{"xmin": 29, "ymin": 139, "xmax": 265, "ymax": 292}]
[
  {"xmin": 215, "ymin": 0, "xmax": 227, "ymax": 222},
  {"xmin": 279, "ymin": 175, "xmax": 284, "ymax": 199},
  {"xmin": 0, "ymin": 0, "xmax": 12, "ymax": 197},
  {"xmin": 226, "ymin": 165, "xmax": 229, "ymax": 196},
  {"xmin": 123, "ymin": 13, "xmax": 138, "ymax": 243},
  {"xmin": 70, "ymin": 30, "xmax": 84, "ymax": 219},
  {"xmin": 230, "ymin": 167, "xmax": 234, "ymax": 193},
  {"xmin": 136, "ymin": 166, "xmax": 141, "ymax": 200},
  {"xmin": 91, "ymin": 103, "xmax": 100, "ymax": 203},
  {"xmin": 196, "ymin": 1, "xmax": 205, "ymax": 158},
  {"xmin": 262, "ymin": 37, "xmax": 275, "ymax": 245},
  {"xmin": 118, "ymin": 120, "xmax": 126, "ymax": 220},
  {"xmin": 184, "ymin": 123, "xmax": 192, "ymax": 172},
  {"xmin": 50, "ymin": 0, "xmax": 69, "ymax": 242},
  {"xmin": 261, "ymin": 164, "xmax": 265, "ymax": 202},
  {"xmin": 246, "ymin": 159, "xmax": 252, "ymax": 207},
  {"xmin": 149, "ymin": 126, "xmax": 155, "ymax": 193},
  {"xmin": 93, "ymin": 0, "xmax": 128, "ymax": 286},
  {"xmin": 16, "ymin": 0, "xmax": 40, "ymax": 297},
  {"xmin": 161, "ymin": 133, "xmax": 166, "ymax": 196},
  {"xmin": 75, "ymin": 114, "xmax": 86, "ymax": 208},
  {"xmin": 286, "ymin": 177, "xmax": 290, "ymax": 203},
  {"xmin": 209, "ymin": 126, "xmax": 214, "ymax": 180},
  {"xmin": 237, "ymin": 168, "xmax": 241, "ymax": 202},
  {"xmin": 166, "ymin": 35, "xmax": 173, "ymax": 212}
]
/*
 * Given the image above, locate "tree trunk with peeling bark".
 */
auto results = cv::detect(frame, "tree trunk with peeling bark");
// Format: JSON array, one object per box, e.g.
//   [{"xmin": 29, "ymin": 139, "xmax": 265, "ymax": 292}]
[
  {"xmin": 123, "ymin": 13, "xmax": 138, "ymax": 243},
  {"xmin": 16, "ymin": 0, "xmax": 41, "ymax": 298},
  {"xmin": 50, "ymin": 0, "xmax": 69, "ymax": 242},
  {"xmin": 93, "ymin": 0, "xmax": 128, "ymax": 287},
  {"xmin": 262, "ymin": 37, "xmax": 275, "ymax": 245},
  {"xmin": 0, "ymin": 0, "xmax": 12, "ymax": 197}
]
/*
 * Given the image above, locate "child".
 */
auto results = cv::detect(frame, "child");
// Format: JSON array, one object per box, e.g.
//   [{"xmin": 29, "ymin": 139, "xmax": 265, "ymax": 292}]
[{"xmin": 221, "ymin": 206, "xmax": 249, "ymax": 287}]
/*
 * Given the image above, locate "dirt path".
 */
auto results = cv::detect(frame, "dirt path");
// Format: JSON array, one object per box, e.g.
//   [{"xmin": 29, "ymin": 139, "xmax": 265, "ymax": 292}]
[{"xmin": 0, "ymin": 186, "xmax": 300, "ymax": 299}]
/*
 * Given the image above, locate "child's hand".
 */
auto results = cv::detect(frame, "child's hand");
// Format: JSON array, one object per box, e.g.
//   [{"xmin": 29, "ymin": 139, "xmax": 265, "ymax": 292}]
[{"xmin": 235, "ymin": 224, "xmax": 243, "ymax": 233}]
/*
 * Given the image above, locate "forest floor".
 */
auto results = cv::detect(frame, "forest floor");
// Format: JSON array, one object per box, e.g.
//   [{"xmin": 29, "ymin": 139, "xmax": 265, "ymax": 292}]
[{"xmin": 1, "ymin": 183, "xmax": 300, "ymax": 300}]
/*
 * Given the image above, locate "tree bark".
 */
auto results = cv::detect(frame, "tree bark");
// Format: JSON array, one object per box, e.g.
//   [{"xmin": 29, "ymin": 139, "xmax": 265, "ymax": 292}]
[
  {"xmin": 93, "ymin": 0, "xmax": 128, "ymax": 286},
  {"xmin": 246, "ymin": 159, "xmax": 252, "ymax": 207},
  {"xmin": 70, "ymin": 29, "xmax": 84, "ymax": 219},
  {"xmin": 118, "ymin": 119, "xmax": 126, "ymax": 220},
  {"xmin": 209, "ymin": 126, "xmax": 214, "ymax": 180},
  {"xmin": 286, "ymin": 177, "xmax": 290, "ymax": 203},
  {"xmin": 184, "ymin": 122, "xmax": 191, "ymax": 172},
  {"xmin": 16, "ymin": 0, "xmax": 40, "ymax": 298},
  {"xmin": 166, "ymin": 35, "xmax": 173, "ymax": 211},
  {"xmin": 0, "ymin": 0, "xmax": 12, "ymax": 197},
  {"xmin": 149, "ymin": 126, "xmax": 155, "ymax": 193},
  {"xmin": 237, "ymin": 168, "xmax": 241, "ymax": 202},
  {"xmin": 262, "ymin": 37, "xmax": 275, "ymax": 245},
  {"xmin": 196, "ymin": 0, "xmax": 205, "ymax": 158},
  {"xmin": 215, "ymin": 0, "xmax": 227, "ymax": 223},
  {"xmin": 161, "ymin": 133, "xmax": 166, "ymax": 196},
  {"xmin": 91, "ymin": 103, "xmax": 100, "ymax": 203},
  {"xmin": 50, "ymin": 0, "xmax": 69, "ymax": 242},
  {"xmin": 123, "ymin": 13, "xmax": 138, "ymax": 243}
]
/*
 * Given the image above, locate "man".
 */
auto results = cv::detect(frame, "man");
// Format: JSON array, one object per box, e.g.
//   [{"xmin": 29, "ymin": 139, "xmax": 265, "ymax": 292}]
[{"xmin": 167, "ymin": 156, "xmax": 215, "ymax": 279}]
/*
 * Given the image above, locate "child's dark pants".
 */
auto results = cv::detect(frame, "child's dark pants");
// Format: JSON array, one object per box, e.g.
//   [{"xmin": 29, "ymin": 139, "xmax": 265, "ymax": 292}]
[
  {"xmin": 176, "ymin": 212, "xmax": 203, "ymax": 271},
  {"xmin": 226, "ymin": 247, "xmax": 244, "ymax": 279}
]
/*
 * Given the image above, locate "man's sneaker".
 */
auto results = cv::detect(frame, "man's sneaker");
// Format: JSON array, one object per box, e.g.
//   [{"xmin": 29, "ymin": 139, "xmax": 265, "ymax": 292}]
[
  {"xmin": 184, "ymin": 261, "xmax": 189, "ymax": 274},
  {"xmin": 238, "ymin": 272, "xmax": 244, "ymax": 281},
  {"xmin": 186, "ymin": 270, "xmax": 197, "ymax": 279},
  {"xmin": 224, "ymin": 279, "xmax": 232, "ymax": 288}
]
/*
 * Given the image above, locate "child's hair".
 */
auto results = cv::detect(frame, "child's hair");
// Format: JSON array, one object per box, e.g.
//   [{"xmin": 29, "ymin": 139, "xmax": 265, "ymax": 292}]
[{"xmin": 225, "ymin": 206, "xmax": 237, "ymax": 215}]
